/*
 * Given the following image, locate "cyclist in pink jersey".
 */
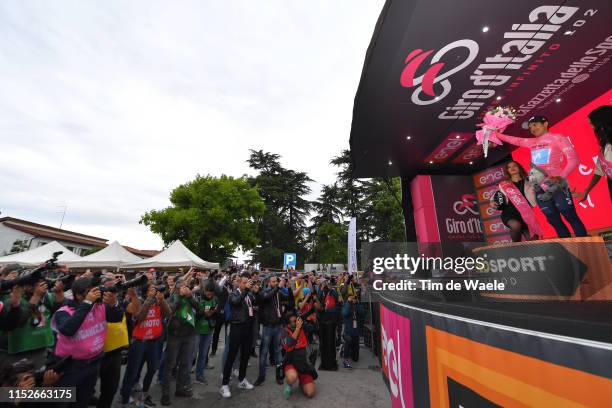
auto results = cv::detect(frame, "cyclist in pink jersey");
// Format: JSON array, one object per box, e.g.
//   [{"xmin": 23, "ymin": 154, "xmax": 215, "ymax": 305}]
[{"xmin": 496, "ymin": 115, "xmax": 587, "ymax": 238}]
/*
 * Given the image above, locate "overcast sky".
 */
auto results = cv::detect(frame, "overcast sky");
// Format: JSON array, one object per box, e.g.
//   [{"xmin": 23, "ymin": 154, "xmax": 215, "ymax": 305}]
[{"xmin": 0, "ymin": 1, "xmax": 384, "ymax": 250}]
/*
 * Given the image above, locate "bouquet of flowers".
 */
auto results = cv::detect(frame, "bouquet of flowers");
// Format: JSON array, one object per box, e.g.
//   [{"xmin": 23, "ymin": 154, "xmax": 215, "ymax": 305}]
[{"xmin": 475, "ymin": 106, "xmax": 516, "ymax": 157}]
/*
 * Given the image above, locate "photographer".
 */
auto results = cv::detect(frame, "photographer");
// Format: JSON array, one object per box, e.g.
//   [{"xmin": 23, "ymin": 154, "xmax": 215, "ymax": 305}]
[
  {"xmin": 2, "ymin": 267, "xmax": 65, "ymax": 371},
  {"xmin": 298, "ymin": 285, "xmax": 321, "ymax": 367},
  {"xmin": 90, "ymin": 273, "xmax": 130, "ymax": 408},
  {"xmin": 253, "ymin": 275, "xmax": 288, "ymax": 386},
  {"xmin": 317, "ymin": 279, "xmax": 338, "ymax": 371},
  {"xmin": 193, "ymin": 281, "xmax": 218, "ymax": 385},
  {"xmin": 1, "ymin": 358, "xmax": 62, "ymax": 407},
  {"xmin": 50, "ymin": 277, "xmax": 124, "ymax": 408},
  {"xmin": 278, "ymin": 276, "xmax": 294, "ymax": 315},
  {"xmin": 0, "ymin": 286, "xmax": 23, "ymax": 332},
  {"xmin": 341, "ymin": 294, "xmax": 365, "ymax": 370},
  {"xmin": 120, "ymin": 283, "xmax": 171, "ymax": 407},
  {"xmin": 219, "ymin": 273, "xmax": 259, "ymax": 398},
  {"xmin": 210, "ymin": 270, "xmax": 230, "ymax": 357},
  {"xmin": 160, "ymin": 270, "xmax": 198, "ymax": 406},
  {"xmin": 339, "ymin": 273, "xmax": 357, "ymax": 304},
  {"xmin": 281, "ymin": 313, "xmax": 317, "ymax": 399}
]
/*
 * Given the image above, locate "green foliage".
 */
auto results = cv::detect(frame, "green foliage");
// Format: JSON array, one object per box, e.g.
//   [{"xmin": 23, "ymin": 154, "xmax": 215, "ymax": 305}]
[
  {"xmin": 330, "ymin": 150, "xmax": 405, "ymax": 243},
  {"xmin": 140, "ymin": 175, "xmax": 264, "ymax": 262},
  {"xmin": 361, "ymin": 178, "xmax": 405, "ymax": 242},
  {"xmin": 307, "ymin": 151, "xmax": 405, "ymax": 266},
  {"xmin": 247, "ymin": 149, "xmax": 312, "ymax": 268},
  {"xmin": 309, "ymin": 221, "xmax": 347, "ymax": 263},
  {"xmin": 9, "ymin": 239, "xmax": 29, "ymax": 254},
  {"xmin": 81, "ymin": 246, "xmax": 103, "ymax": 256}
]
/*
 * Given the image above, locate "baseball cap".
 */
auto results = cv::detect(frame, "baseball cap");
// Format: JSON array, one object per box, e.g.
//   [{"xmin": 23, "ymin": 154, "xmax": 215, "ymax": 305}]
[{"xmin": 527, "ymin": 115, "xmax": 549, "ymax": 125}]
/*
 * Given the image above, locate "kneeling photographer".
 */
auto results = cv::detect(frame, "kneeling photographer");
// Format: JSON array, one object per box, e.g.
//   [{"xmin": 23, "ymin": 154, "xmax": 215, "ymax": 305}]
[
  {"xmin": 0, "ymin": 357, "xmax": 64, "ymax": 407},
  {"xmin": 50, "ymin": 277, "xmax": 124, "ymax": 408},
  {"xmin": 281, "ymin": 310, "xmax": 318, "ymax": 399}
]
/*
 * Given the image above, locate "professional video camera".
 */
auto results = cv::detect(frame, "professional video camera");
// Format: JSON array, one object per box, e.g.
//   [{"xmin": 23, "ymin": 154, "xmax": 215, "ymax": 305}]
[
  {"xmin": 45, "ymin": 273, "xmax": 76, "ymax": 291},
  {"xmin": 0, "ymin": 356, "xmax": 71, "ymax": 387},
  {"xmin": 0, "ymin": 251, "xmax": 63, "ymax": 292},
  {"xmin": 98, "ymin": 274, "xmax": 149, "ymax": 293}
]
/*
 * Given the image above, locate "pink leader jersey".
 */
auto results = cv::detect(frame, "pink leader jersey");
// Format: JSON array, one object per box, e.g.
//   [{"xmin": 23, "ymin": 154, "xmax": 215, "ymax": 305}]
[{"xmin": 497, "ymin": 132, "xmax": 579, "ymax": 178}]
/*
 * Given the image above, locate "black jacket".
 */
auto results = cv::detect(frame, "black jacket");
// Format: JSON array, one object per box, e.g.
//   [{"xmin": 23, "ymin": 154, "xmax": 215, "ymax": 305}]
[
  {"xmin": 257, "ymin": 286, "xmax": 287, "ymax": 327},
  {"xmin": 229, "ymin": 288, "xmax": 256, "ymax": 326}
]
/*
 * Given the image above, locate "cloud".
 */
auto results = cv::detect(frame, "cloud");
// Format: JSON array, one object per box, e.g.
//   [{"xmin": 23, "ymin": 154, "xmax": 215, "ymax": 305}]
[{"xmin": 0, "ymin": 0, "xmax": 384, "ymax": 250}]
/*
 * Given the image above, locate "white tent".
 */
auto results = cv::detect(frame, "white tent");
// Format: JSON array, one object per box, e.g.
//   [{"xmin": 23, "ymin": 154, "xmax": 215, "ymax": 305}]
[
  {"xmin": 121, "ymin": 240, "xmax": 219, "ymax": 269},
  {"xmin": 0, "ymin": 241, "xmax": 82, "ymax": 266},
  {"xmin": 62, "ymin": 241, "xmax": 143, "ymax": 268}
]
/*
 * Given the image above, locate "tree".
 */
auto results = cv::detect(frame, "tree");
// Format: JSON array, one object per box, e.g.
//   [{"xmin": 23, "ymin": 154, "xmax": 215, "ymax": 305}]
[
  {"xmin": 8, "ymin": 239, "xmax": 29, "ymax": 255},
  {"xmin": 81, "ymin": 246, "xmax": 103, "ymax": 256},
  {"xmin": 362, "ymin": 178, "xmax": 405, "ymax": 241},
  {"xmin": 141, "ymin": 175, "xmax": 264, "ymax": 262},
  {"xmin": 308, "ymin": 221, "xmax": 347, "ymax": 263},
  {"xmin": 310, "ymin": 184, "xmax": 343, "ymax": 228},
  {"xmin": 330, "ymin": 150, "xmax": 363, "ymax": 220},
  {"xmin": 329, "ymin": 149, "xmax": 405, "ymax": 242},
  {"xmin": 247, "ymin": 149, "xmax": 312, "ymax": 268}
]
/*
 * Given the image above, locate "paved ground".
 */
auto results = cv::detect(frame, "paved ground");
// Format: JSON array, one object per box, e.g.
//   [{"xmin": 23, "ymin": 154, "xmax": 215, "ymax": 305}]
[{"xmin": 107, "ymin": 340, "xmax": 390, "ymax": 408}]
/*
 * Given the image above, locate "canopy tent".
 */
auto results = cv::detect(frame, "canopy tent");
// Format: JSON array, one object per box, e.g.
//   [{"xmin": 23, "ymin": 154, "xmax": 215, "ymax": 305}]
[
  {"xmin": 350, "ymin": 0, "xmax": 612, "ymax": 178},
  {"xmin": 0, "ymin": 240, "xmax": 82, "ymax": 266},
  {"xmin": 121, "ymin": 240, "xmax": 219, "ymax": 269},
  {"xmin": 62, "ymin": 240, "xmax": 143, "ymax": 268}
]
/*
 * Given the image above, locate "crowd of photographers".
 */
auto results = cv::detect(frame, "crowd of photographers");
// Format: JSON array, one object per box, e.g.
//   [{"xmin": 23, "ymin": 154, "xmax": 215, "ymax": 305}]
[{"xmin": 0, "ymin": 256, "xmax": 364, "ymax": 407}]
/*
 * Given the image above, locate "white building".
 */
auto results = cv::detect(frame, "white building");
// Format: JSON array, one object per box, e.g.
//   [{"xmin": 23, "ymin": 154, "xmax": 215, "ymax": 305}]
[{"xmin": 0, "ymin": 217, "xmax": 108, "ymax": 256}]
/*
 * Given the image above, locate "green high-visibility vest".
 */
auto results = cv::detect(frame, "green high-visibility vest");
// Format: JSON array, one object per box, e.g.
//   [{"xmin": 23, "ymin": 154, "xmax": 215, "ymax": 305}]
[
  {"xmin": 8, "ymin": 293, "xmax": 56, "ymax": 354},
  {"xmin": 195, "ymin": 297, "xmax": 217, "ymax": 335}
]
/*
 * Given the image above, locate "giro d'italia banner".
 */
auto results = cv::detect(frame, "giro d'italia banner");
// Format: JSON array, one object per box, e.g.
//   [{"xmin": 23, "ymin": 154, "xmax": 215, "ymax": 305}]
[
  {"xmin": 431, "ymin": 175, "xmax": 483, "ymax": 242},
  {"xmin": 350, "ymin": 0, "xmax": 612, "ymax": 178},
  {"xmin": 379, "ymin": 301, "xmax": 612, "ymax": 408}
]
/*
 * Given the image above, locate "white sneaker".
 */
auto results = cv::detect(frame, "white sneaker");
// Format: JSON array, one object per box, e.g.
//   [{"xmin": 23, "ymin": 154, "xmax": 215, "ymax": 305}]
[
  {"xmin": 219, "ymin": 385, "xmax": 231, "ymax": 398},
  {"xmin": 238, "ymin": 379, "xmax": 254, "ymax": 390}
]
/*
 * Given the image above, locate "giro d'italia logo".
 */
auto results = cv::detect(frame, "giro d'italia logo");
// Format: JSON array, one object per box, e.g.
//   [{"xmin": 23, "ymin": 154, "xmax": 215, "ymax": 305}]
[
  {"xmin": 400, "ymin": 39, "xmax": 479, "ymax": 105},
  {"xmin": 453, "ymin": 194, "xmax": 479, "ymax": 215}
]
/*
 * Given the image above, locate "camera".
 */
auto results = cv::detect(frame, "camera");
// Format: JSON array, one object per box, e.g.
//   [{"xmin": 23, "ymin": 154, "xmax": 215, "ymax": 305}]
[
  {"xmin": 45, "ymin": 273, "xmax": 76, "ymax": 291},
  {"xmin": 154, "ymin": 283, "xmax": 168, "ymax": 294},
  {"xmin": 0, "ymin": 356, "xmax": 72, "ymax": 387},
  {"xmin": 297, "ymin": 304, "xmax": 317, "ymax": 321},
  {"xmin": 0, "ymin": 251, "xmax": 63, "ymax": 293},
  {"xmin": 99, "ymin": 274, "xmax": 149, "ymax": 293}
]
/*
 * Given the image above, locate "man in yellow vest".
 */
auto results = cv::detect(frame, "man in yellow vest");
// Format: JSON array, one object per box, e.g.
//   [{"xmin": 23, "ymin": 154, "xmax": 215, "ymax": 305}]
[{"xmin": 97, "ymin": 273, "xmax": 129, "ymax": 408}]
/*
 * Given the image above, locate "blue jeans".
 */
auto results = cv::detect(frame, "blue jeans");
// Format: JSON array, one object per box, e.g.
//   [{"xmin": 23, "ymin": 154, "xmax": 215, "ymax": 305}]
[
  {"xmin": 342, "ymin": 331, "xmax": 359, "ymax": 359},
  {"xmin": 195, "ymin": 333, "xmax": 213, "ymax": 379},
  {"xmin": 258, "ymin": 325, "xmax": 282, "ymax": 379},
  {"xmin": 536, "ymin": 185, "xmax": 587, "ymax": 238},
  {"xmin": 120, "ymin": 338, "xmax": 161, "ymax": 404}
]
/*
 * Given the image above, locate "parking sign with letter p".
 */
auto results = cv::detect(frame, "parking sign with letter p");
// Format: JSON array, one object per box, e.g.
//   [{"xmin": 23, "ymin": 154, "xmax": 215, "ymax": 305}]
[{"xmin": 283, "ymin": 253, "xmax": 296, "ymax": 268}]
